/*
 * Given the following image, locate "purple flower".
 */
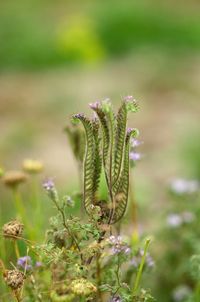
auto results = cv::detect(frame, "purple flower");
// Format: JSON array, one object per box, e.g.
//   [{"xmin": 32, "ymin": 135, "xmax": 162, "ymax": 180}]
[
  {"xmin": 170, "ymin": 178, "xmax": 199, "ymax": 195},
  {"xmin": 35, "ymin": 261, "xmax": 43, "ymax": 268},
  {"xmin": 89, "ymin": 101, "xmax": 101, "ymax": 110},
  {"xmin": 166, "ymin": 214, "xmax": 182, "ymax": 228},
  {"xmin": 130, "ymin": 152, "xmax": 141, "ymax": 162},
  {"xmin": 131, "ymin": 250, "xmax": 155, "ymax": 269},
  {"xmin": 130, "ymin": 138, "xmax": 143, "ymax": 148},
  {"xmin": 43, "ymin": 178, "xmax": 55, "ymax": 191},
  {"xmin": 17, "ymin": 256, "xmax": 32, "ymax": 270},
  {"xmin": 109, "ymin": 236, "xmax": 131, "ymax": 255},
  {"xmin": 123, "ymin": 95, "xmax": 133, "ymax": 101}
]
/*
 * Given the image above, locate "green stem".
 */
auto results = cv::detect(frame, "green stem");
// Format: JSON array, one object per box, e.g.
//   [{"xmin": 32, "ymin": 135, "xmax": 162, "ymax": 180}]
[
  {"xmin": 133, "ymin": 238, "xmax": 151, "ymax": 294},
  {"xmin": 12, "ymin": 189, "xmax": 34, "ymax": 239},
  {"xmin": 14, "ymin": 240, "xmax": 20, "ymax": 259},
  {"xmin": 12, "ymin": 189, "xmax": 27, "ymax": 222},
  {"xmin": 31, "ymin": 176, "xmax": 42, "ymax": 239},
  {"xmin": 130, "ymin": 169, "xmax": 139, "ymax": 243}
]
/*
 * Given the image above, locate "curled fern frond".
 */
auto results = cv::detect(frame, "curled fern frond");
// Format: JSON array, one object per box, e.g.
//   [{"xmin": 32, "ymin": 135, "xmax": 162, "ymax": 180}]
[
  {"xmin": 113, "ymin": 98, "xmax": 139, "ymax": 185},
  {"xmin": 111, "ymin": 128, "xmax": 139, "ymax": 224},
  {"xmin": 73, "ymin": 98, "xmax": 140, "ymax": 225},
  {"xmin": 90, "ymin": 102, "xmax": 110, "ymax": 182},
  {"xmin": 92, "ymin": 118, "xmax": 102, "ymax": 201},
  {"xmin": 102, "ymin": 99, "xmax": 116, "ymax": 182},
  {"xmin": 72, "ymin": 114, "xmax": 95, "ymax": 214}
]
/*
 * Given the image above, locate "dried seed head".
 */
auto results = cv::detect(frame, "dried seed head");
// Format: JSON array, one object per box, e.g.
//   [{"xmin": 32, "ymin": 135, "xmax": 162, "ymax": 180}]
[
  {"xmin": 70, "ymin": 278, "xmax": 97, "ymax": 296},
  {"xmin": 23, "ymin": 159, "xmax": 43, "ymax": 174},
  {"xmin": 2, "ymin": 220, "xmax": 24, "ymax": 239},
  {"xmin": 3, "ymin": 269, "xmax": 25, "ymax": 290},
  {"xmin": 2, "ymin": 171, "xmax": 27, "ymax": 189}
]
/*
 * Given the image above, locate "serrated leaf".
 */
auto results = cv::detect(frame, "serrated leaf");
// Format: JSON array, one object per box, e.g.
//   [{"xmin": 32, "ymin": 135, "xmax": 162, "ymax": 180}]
[
  {"xmin": 92, "ymin": 118, "xmax": 102, "ymax": 201},
  {"xmin": 113, "ymin": 101, "xmax": 128, "ymax": 185},
  {"xmin": 72, "ymin": 114, "xmax": 95, "ymax": 214},
  {"xmin": 111, "ymin": 128, "xmax": 138, "ymax": 224}
]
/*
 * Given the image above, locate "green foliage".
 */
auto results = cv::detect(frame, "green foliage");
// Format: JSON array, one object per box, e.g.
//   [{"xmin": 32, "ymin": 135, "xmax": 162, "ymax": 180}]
[{"xmin": 75, "ymin": 99, "xmax": 139, "ymax": 224}]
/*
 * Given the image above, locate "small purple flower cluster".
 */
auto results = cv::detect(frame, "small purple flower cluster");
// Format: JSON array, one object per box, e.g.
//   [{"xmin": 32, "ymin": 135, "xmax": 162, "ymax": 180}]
[
  {"xmin": 131, "ymin": 249, "xmax": 155, "ymax": 269},
  {"xmin": 129, "ymin": 136, "xmax": 143, "ymax": 165},
  {"xmin": 17, "ymin": 256, "xmax": 42, "ymax": 271},
  {"xmin": 109, "ymin": 236, "xmax": 131, "ymax": 255},
  {"xmin": 166, "ymin": 212, "xmax": 195, "ymax": 228},
  {"xmin": 17, "ymin": 256, "xmax": 32, "ymax": 271},
  {"xmin": 43, "ymin": 178, "xmax": 55, "ymax": 192},
  {"xmin": 89, "ymin": 101, "xmax": 101, "ymax": 110}
]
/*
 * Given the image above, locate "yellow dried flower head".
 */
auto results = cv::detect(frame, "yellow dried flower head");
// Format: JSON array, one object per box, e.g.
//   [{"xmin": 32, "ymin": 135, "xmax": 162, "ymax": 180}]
[
  {"xmin": 2, "ymin": 220, "xmax": 24, "ymax": 239},
  {"xmin": 22, "ymin": 159, "xmax": 43, "ymax": 174},
  {"xmin": 2, "ymin": 171, "xmax": 27, "ymax": 188},
  {"xmin": 3, "ymin": 269, "xmax": 25, "ymax": 290},
  {"xmin": 70, "ymin": 278, "xmax": 97, "ymax": 296}
]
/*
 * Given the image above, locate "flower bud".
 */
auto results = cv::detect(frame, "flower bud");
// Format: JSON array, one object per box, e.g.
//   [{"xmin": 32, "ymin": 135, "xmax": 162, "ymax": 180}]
[
  {"xmin": 70, "ymin": 278, "xmax": 97, "ymax": 296},
  {"xmin": 23, "ymin": 159, "xmax": 43, "ymax": 174},
  {"xmin": 2, "ymin": 171, "xmax": 27, "ymax": 189},
  {"xmin": 3, "ymin": 269, "xmax": 25, "ymax": 290},
  {"xmin": 2, "ymin": 220, "xmax": 24, "ymax": 239}
]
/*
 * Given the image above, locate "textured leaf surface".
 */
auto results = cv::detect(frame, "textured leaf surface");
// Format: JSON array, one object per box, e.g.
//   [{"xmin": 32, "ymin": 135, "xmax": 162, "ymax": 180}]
[
  {"xmin": 111, "ymin": 128, "xmax": 138, "ymax": 224},
  {"xmin": 73, "ymin": 114, "xmax": 95, "ymax": 214}
]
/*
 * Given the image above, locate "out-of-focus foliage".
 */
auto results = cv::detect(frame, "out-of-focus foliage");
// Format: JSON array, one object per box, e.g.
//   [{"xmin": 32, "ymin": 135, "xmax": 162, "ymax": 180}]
[{"xmin": 1, "ymin": 0, "xmax": 200, "ymax": 70}]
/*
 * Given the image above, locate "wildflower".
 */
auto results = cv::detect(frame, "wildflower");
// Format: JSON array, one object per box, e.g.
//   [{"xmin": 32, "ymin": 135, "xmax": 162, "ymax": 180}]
[
  {"xmin": 109, "ymin": 236, "xmax": 131, "ymax": 255},
  {"xmin": 131, "ymin": 250, "xmax": 155, "ymax": 269},
  {"xmin": 2, "ymin": 171, "xmax": 27, "ymax": 189},
  {"xmin": 17, "ymin": 256, "xmax": 32, "ymax": 271},
  {"xmin": 123, "ymin": 96, "xmax": 139, "ymax": 112},
  {"xmin": 3, "ymin": 269, "xmax": 25, "ymax": 290},
  {"xmin": 70, "ymin": 278, "xmax": 97, "ymax": 296},
  {"xmin": 35, "ymin": 261, "xmax": 43, "ymax": 268},
  {"xmin": 130, "ymin": 152, "xmax": 142, "ymax": 162},
  {"xmin": 172, "ymin": 285, "xmax": 191, "ymax": 301},
  {"xmin": 130, "ymin": 138, "xmax": 143, "ymax": 148},
  {"xmin": 2, "ymin": 220, "xmax": 23, "ymax": 239},
  {"xmin": 170, "ymin": 178, "xmax": 199, "ymax": 195},
  {"xmin": 43, "ymin": 178, "xmax": 55, "ymax": 191},
  {"xmin": 23, "ymin": 159, "xmax": 43, "ymax": 174},
  {"xmin": 123, "ymin": 95, "xmax": 134, "ymax": 101},
  {"xmin": 166, "ymin": 214, "xmax": 182, "ymax": 228},
  {"xmin": 89, "ymin": 101, "xmax": 101, "ymax": 110}
]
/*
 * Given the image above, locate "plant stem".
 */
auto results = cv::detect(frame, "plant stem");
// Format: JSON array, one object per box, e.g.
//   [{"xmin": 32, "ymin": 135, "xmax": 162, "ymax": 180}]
[
  {"xmin": 52, "ymin": 198, "xmax": 83, "ymax": 262},
  {"xmin": 130, "ymin": 169, "xmax": 139, "ymax": 242},
  {"xmin": 14, "ymin": 240, "xmax": 20, "ymax": 259},
  {"xmin": 12, "ymin": 189, "xmax": 27, "ymax": 222},
  {"xmin": 133, "ymin": 238, "xmax": 151, "ymax": 294},
  {"xmin": 12, "ymin": 189, "xmax": 34, "ymax": 239},
  {"xmin": 96, "ymin": 254, "xmax": 103, "ymax": 302}
]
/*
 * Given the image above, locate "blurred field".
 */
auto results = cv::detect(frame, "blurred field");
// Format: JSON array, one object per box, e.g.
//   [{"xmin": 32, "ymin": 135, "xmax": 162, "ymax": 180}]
[{"xmin": 1, "ymin": 1, "xmax": 200, "ymax": 301}]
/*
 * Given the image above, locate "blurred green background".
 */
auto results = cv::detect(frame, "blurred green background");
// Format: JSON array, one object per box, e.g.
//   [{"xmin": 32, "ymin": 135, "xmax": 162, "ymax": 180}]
[{"xmin": 0, "ymin": 0, "xmax": 200, "ymax": 299}]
